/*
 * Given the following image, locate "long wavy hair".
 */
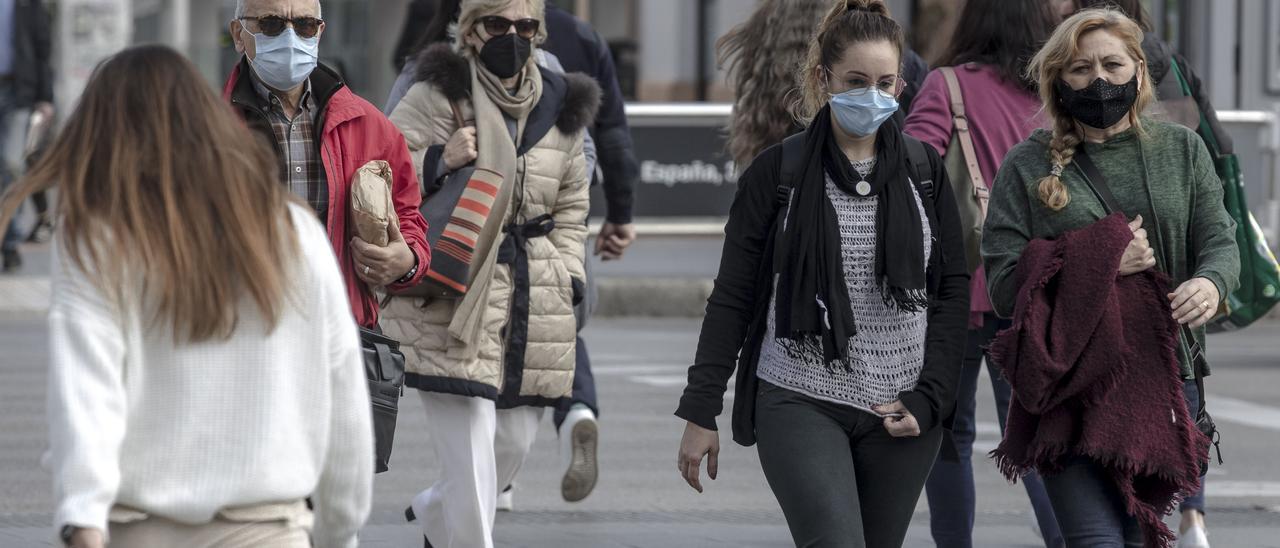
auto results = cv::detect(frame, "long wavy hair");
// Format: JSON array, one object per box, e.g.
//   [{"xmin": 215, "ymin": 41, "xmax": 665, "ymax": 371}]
[
  {"xmin": 936, "ymin": 0, "xmax": 1057, "ymax": 90},
  {"xmin": 0, "ymin": 45, "xmax": 299, "ymax": 342},
  {"xmin": 717, "ymin": 0, "xmax": 828, "ymax": 168},
  {"xmin": 796, "ymin": 0, "xmax": 904, "ymax": 123},
  {"xmin": 1028, "ymin": 7, "xmax": 1155, "ymax": 211}
]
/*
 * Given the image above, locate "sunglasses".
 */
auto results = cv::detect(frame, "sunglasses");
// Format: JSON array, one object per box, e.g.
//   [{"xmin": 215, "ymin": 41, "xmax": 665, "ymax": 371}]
[
  {"xmin": 478, "ymin": 15, "xmax": 540, "ymax": 40},
  {"xmin": 241, "ymin": 15, "xmax": 323, "ymax": 39}
]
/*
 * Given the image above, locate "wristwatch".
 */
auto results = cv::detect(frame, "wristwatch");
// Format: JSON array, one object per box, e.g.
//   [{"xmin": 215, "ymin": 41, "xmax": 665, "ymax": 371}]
[
  {"xmin": 59, "ymin": 525, "xmax": 76, "ymax": 546},
  {"xmin": 393, "ymin": 251, "xmax": 420, "ymax": 285}
]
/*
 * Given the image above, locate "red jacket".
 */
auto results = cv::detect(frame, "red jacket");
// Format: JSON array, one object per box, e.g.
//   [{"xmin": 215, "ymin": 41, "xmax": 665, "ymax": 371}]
[{"xmin": 224, "ymin": 60, "xmax": 430, "ymax": 328}]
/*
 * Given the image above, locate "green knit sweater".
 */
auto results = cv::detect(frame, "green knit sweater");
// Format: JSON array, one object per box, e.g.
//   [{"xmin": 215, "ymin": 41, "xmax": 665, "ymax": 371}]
[{"xmin": 982, "ymin": 119, "xmax": 1240, "ymax": 377}]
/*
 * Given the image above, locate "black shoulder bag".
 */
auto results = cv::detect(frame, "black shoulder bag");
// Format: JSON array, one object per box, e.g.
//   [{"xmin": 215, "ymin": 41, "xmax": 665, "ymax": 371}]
[
  {"xmin": 1073, "ymin": 149, "xmax": 1223, "ymax": 475},
  {"xmin": 360, "ymin": 327, "xmax": 406, "ymax": 474}
]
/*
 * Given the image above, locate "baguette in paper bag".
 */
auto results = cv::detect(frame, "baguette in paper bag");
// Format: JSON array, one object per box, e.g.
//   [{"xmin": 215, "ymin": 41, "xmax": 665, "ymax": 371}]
[{"xmin": 350, "ymin": 160, "xmax": 399, "ymax": 247}]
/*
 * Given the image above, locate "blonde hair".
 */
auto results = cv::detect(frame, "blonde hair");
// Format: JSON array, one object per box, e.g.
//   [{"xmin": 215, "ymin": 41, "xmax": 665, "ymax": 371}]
[
  {"xmin": 456, "ymin": 0, "xmax": 547, "ymax": 53},
  {"xmin": 796, "ymin": 0, "xmax": 903, "ymax": 122},
  {"xmin": 1027, "ymin": 7, "xmax": 1155, "ymax": 210}
]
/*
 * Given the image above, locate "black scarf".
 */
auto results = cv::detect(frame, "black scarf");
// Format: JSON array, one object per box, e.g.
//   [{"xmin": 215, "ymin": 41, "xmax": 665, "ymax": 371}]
[{"xmin": 774, "ymin": 105, "xmax": 930, "ymax": 367}]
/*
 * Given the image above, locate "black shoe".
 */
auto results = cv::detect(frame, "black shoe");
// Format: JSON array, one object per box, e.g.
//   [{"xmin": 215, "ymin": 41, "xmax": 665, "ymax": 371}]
[{"xmin": 2, "ymin": 249, "xmax": 20, "ymax": 273}]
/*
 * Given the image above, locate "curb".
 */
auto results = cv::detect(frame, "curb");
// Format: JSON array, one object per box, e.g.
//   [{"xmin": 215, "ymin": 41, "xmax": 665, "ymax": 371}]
[{"xmin": 594, "ymin": 277, "xmax": 713, "ymax": 318}]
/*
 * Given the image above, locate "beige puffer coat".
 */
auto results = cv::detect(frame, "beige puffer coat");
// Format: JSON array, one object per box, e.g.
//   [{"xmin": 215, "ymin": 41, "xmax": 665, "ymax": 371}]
[{"xmin": 381, "ymin": 45, "xmax": 599, "ymax": 408}]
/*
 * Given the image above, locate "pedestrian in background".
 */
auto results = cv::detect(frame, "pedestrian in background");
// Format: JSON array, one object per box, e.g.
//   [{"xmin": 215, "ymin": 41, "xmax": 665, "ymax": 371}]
[
  {"xmin": 225, "ymin": 0, "xmax": 432, "ymax": 330},
  {"xmin": 983, "ymin": 8, "xmax": 1239, "ymax": 546},
  {"xmin": 0, "ymin": 44, "xmax": 372, "ymax": 548},
  {"xmin": 393, "ymin": 0, "xmax": 440, "ymax": 72},
  {"xmin": 716, "ymin": 0, "xmax": 930, "ymax": 172},
  {"xmin": 538, "ymin": 1, "xmax": 642, "ymax": 504},
  {"xmin": 902, "ymin": 0, "xmax": 1063, "ymax": 545},
  {"xmin": 677, "ymin": 1, "xmax": 970, "ymax": 546},
  {"xmin": 0, "ymin": 0, "xmax": 55, "ymax": 273},
  {"xmin": 381, "ymin": 0, "xmax": 597, "ymax": 544}
]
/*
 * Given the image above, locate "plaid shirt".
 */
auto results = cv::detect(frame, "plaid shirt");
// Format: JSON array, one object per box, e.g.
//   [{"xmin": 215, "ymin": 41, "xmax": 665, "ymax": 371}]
[{"xmin": 252, "ymin": 76, "xmax": 328, "ymax": 221}]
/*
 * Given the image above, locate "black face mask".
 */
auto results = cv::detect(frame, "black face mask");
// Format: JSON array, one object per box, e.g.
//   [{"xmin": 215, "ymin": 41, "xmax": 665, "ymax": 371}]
[
  {"xmin": 478, "ymin": 33, "xmax": 532, "ymax": 79},
  {"xmin": 1054, "ymin": 76, "xmax": 1139, "ymax": 129}
]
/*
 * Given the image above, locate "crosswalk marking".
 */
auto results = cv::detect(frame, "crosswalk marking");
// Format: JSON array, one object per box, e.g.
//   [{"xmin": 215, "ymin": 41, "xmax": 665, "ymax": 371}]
[{"xmin": 1206, "ymin": 395, "xmax": 1280, "ymax": 432}]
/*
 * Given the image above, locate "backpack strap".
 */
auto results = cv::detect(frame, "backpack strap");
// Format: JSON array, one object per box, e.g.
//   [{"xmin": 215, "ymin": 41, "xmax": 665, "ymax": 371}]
[
  {"xmin": 902, "ymin": 134, "xmax": 935, "ymax": 201},
  {"xmin": 778, "ymin": 133, "xmax": 806, "ymax": 206}
]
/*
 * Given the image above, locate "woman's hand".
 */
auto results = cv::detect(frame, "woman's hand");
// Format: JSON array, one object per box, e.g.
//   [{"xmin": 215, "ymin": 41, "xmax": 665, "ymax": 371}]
[
  {"xmin": 873, "ymin": 400, "xmax": 921, "ymax": 437},
  {"xmin": 443, "ymin": 126, "xmax": 478, "ymax": 171},
  {"xmin": 677, "ymin": 421, "xmax": 719, "ymax": 493},
  {"xmin": 1169, "ymin": 277, "xmax": 1220, "ymax": 328},
  {"xmin": 1119, "ymin": 215, "xmax": 1157, "ymax": 276}
]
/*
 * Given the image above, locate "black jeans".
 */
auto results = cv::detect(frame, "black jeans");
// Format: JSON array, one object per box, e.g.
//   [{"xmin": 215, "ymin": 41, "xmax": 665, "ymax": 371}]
[
  {"xmin": 1042, "ymin": 380, "xmax": 1205, "ymax": 547},
  {"xmin": 755, "ymin": 380, "xmax": 942, "ymax": 548},
  {"xmin": 925, "ymin": 314, "xmax": 1063, "ymax": 548}
]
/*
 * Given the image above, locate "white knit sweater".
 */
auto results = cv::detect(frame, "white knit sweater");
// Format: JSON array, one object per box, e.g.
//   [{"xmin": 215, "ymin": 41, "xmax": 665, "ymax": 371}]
[{"xmin": 47, "ymin": 204, "xmax": 373, "ymax": 548}]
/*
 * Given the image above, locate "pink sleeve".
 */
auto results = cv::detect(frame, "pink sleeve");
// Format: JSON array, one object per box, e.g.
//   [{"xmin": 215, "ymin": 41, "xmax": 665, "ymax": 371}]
[{"xmin": 902, "ymin": 69, "xmax": 954, "ymax": 157}]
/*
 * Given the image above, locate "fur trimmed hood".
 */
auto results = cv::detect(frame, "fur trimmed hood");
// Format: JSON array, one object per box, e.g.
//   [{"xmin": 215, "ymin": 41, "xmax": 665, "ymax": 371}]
[{"xmin": 413, "ymin": 43, "xmax": 600, "ymax": 134}]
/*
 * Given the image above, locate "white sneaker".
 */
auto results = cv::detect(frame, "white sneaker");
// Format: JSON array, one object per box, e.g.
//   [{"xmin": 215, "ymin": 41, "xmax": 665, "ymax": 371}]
[
  {"xmin": 496, "ymin": 485, "xmax": 514, "ymax": 512},
  {"xmin": 1178, "ymin": 523, "xmax": 1210, "ymax": 548},
  {"xmin": 559, "ymin": 405, "xmax": 599, "ymax": 502}
]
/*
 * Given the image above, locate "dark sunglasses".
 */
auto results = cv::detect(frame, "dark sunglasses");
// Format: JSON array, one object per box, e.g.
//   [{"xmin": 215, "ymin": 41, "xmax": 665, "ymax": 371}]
[
  {"xmin": 241, "ymin": 15, "xmax": 323, "ymax": 39},
  {"xmin": 478, "ymin": 15, "xmax": 540, "ymax": 40}
]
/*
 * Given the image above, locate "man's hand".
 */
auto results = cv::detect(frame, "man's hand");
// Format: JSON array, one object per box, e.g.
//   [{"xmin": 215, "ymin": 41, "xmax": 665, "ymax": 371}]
[
  {"xmin": 33, "ymin": 101, "xmax": 54, "ymax": 121},
  {"xmin": 351, "ymin": 221, "xmax": 415, "ymax": 286},
  {"xmin": 594, "ymin": 222, "xmax": 636, "ymax": 261}
]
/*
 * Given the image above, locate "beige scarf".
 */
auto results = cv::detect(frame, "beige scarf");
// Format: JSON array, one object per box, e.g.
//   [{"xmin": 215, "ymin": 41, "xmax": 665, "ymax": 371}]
[{"xmin": 448, "ymin": 57, "xmax": 543, "ymax": 357}]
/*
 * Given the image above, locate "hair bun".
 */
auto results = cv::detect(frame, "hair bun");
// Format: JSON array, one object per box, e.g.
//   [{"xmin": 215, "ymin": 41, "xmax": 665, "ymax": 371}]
[{"xmin": 846, "ymin": 0, "xmax": 889, "ymax": 16}]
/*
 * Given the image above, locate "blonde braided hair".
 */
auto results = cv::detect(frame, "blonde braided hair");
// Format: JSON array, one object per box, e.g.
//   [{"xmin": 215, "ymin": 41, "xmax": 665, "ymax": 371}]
[{"xmin": 1027, "ymin": 8, "xmax": 1155, "ymax": 211}]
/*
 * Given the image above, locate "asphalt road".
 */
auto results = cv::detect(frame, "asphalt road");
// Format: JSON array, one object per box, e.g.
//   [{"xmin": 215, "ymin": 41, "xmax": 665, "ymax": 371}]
[{"xmin": 2, "ymin": 315, "xmax": 1279, "ymax": 547}]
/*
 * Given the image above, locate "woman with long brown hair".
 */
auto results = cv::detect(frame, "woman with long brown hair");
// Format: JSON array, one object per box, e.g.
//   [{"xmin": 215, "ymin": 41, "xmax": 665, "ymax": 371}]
[
  {"xmin": 0, "ymin": 45, "xmax": 373, "ymax": 548},
  {"xmin": 677, "ymin": 1, "xmax": 969, "ymax": 545}
]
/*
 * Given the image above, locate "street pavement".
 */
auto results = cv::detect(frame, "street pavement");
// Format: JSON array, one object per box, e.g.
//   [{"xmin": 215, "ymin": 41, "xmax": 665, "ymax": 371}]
[
  {"xmin": 3, "ymin": 231, "xmax": 1280, "ymax": 546},
  {"xmin": 3, "ymin": 302, "xmax": 1280, "ymax": 546}
]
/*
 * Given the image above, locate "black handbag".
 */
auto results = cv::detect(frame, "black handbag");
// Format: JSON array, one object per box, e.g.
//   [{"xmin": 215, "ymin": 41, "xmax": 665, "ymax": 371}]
[
  {"xmin": 1074, "ymin": 149, "xmax": 1223, "ymax": 475},
  {"xmin": 360, "ymin": 327, "xmax": 405, "ymax": 474}
]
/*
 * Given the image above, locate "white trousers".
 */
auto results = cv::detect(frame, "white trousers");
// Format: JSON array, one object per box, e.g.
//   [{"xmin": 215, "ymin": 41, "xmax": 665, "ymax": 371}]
[{"xmin": 417, "ymin": 392, "xmax": 543, "ymax": 548}]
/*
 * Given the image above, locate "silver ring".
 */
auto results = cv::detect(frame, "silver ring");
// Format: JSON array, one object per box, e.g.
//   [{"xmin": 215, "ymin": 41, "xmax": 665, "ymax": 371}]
[
  {"xmin": 364, "ymin": 265, "xmax": 371, "ymax": 276},
  {"xmin": 1200, "ymin": 301, "xmax": 1210, "ymax": 310}
]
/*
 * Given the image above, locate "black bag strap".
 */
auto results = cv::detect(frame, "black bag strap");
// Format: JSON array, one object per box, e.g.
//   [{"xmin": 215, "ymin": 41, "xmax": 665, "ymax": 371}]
[
  {"xmin": 902, "ymin": 135, "xmax": 935, "ymax": 201},
  {"xmin": 1073, "ymin": 149, "xmax": 1208, "ymax": 415},
  {"xmin": 777, "ymin": 133, "xmax": 807, "ymax": 210}
]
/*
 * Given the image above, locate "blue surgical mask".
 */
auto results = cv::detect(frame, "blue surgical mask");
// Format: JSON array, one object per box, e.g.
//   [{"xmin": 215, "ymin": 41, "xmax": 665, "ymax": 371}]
[
  {"xmin": 828, "ymin": 87, "xmax": 899, "ymax": 137},
  {"xmin": 246, "ymin": 25, "xmax": 319, "ymax": 92}
]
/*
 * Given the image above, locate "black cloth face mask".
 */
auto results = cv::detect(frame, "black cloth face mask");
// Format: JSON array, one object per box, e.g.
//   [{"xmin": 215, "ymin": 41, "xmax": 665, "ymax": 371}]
[
  {"xmin": 1054, "ymin": 75, "xmax": 1139, "ymax": 129},
  {"xmin": 478, "ymin": 33, "xmax": 532, "ymax": 79}
]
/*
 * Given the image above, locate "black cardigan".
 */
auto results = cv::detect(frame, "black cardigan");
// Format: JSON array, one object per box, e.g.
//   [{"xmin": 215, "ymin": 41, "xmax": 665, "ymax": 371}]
[{"xmin": 674, "ymin": 136, "xmax": 971, "ymax": 447}]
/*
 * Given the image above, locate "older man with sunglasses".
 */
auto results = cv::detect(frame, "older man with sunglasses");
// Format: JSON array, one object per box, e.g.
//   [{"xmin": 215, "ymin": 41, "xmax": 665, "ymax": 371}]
[{"xmin": 223, "ymin": 0, "xmax": 431, "ymax": 331}]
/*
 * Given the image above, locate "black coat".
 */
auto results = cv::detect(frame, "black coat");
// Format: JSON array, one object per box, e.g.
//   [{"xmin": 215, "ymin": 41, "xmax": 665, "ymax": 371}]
[
  {"xmin": 9, "ymin": 0, "xmax": 53, "ymax": 107},
  {"xmin": 675, "ymin": 133, "xmax": 970, "ymax": 446},
  {"xmin": 542, "ymin": 6, "xmax": 637, "ymax": 224}
]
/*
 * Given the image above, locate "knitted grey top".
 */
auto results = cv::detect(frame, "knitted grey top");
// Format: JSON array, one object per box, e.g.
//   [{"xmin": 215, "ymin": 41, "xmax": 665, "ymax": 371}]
[{"xmin": 757, "ymin": 157, "xmax": 932, "ymax": 414}]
